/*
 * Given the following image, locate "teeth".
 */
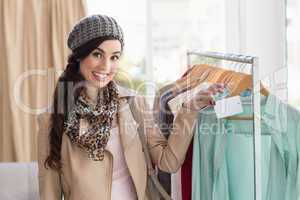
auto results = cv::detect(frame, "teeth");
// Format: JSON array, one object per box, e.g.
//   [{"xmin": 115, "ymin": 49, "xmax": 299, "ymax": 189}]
[{"xmin": 93, "ymin": 72, "xmax": 108, "ymax": 80}]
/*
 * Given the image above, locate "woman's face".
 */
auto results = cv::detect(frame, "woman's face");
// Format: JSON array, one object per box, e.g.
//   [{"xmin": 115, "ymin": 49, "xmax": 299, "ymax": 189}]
[{"xmin": 79, "ymin": 40, "xmax": 122, "ymax": 88}]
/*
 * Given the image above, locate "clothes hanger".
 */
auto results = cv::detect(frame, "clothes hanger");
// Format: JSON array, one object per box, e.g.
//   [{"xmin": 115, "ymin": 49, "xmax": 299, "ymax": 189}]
[{"xmin": 174, "ymin": 64, "xmax": 269, "ymax": 121}]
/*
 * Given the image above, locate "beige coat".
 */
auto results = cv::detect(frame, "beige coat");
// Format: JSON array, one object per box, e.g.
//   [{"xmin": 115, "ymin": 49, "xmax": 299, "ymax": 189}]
[{"xmin": 37, "ymin": 85, "xmax": 198, "ymax": 200}]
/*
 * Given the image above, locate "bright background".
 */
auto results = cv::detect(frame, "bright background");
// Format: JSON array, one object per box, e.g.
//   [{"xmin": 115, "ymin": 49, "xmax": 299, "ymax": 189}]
[{"xmin": 87, "ymin": 0, "xmax": 299, "ymax": 110}]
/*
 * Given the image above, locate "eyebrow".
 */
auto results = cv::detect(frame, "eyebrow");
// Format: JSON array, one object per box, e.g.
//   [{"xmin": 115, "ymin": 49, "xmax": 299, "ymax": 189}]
[{"xmin": 95, "ymin": 47, "xmax": 121, "ymax": 55}]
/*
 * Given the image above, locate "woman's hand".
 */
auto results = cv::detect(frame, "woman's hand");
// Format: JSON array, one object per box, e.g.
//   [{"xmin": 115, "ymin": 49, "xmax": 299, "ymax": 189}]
[{"xmin": 182, "ymin": 83, "xmax": 226, "ymax": 111}]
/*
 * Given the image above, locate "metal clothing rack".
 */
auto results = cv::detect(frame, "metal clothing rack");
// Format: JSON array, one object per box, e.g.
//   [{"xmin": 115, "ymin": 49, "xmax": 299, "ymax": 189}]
[{"xmin": 187, "ymin": 50, "xmax": 261, "ymax": 200}]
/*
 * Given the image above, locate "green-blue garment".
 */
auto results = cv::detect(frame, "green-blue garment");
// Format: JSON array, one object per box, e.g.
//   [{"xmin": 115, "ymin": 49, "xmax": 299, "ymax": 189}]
[
  {"xmin": 263, "ymin": 95, "xmax": 300, "ymax": 200},
  {"xmin": 192, "ymin": 94, "xmax": 300, "ymax": 200}
]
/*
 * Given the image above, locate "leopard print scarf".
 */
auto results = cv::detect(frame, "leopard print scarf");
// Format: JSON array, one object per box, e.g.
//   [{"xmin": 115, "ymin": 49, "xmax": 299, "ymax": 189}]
[{"xmin": 63, "ymin": 81, "xmax": 119, "ymax": 161}]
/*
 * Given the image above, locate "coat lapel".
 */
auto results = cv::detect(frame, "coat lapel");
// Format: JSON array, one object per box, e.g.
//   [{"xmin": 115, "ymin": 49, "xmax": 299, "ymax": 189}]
[
  {"xmin": 116, "ymin": 83, "xmax": 139, "ymax": 151},
  {"xmin": 117, "ymin": 98, "xmax": 148, "ymax": 200},
  {"xmin": 117, "ymin": 98, "xmax": 139, "ymax": 151}
]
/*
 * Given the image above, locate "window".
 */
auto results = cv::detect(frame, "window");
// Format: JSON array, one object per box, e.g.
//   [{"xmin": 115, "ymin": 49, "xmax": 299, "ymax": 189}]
[
  {"xmin": 287, "ymin": 0, "xmax": 300, "ymax": 110},
  {"xmin": 87, "ymin": 0, "xmax": 148, "ymax": 94},
  {"xmin": 87, "ymin": 0, "xmax": 226, "ymax": 97},
  {"xmin": 151, "ymin": 0, "xmax": 226, "ymax": 84}
]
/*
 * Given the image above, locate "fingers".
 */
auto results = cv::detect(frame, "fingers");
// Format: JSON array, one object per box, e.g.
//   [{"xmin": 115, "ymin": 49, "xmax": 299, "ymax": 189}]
[
  {"xmin": 190, "ymin": 94, "xmax": 215, "ymax": 110},
  {"xmin": 211, "ymin": 83, "xmax": 226, "ymax": 90},
  {"xmin": 185, "ymin": 83, "xmax": 227, "ymax": 111},
  {"xmin": 195, "ymin": 94, "xmax": 215, "ymax": 105},
  {"xmin": 207, "ymin": 83, "xmax": 226, "ymax": 94},
  {"xmin": 198, "ymin": 84, "xmax": 225, "ymax": 96},
  {"xmin": 196, "ymin": 83, "xmax": 227, "ymax": 104}
]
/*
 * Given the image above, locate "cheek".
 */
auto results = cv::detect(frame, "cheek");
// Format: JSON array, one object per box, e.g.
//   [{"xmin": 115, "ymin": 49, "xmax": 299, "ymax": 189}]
[
  {"xmin": 111, "ymin": 64, "xmax": 118, "ymax": 73},
  {"xmin": 79, "ymin": 66, "xmax": 88, "ymax": 79},
  {"xmin": 108, "ymin": 68, "xmax": 117, "ymax": 80},
  {"xmin": 109, "ymin": 62, "xmax": 118, "ymax": 74},
  {"xmin": 80, "ymin": 60, "xmax": 94, "ymax": 77}
]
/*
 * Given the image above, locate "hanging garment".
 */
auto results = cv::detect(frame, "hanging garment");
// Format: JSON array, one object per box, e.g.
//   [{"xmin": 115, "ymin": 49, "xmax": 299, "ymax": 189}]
[
  {"xmin": 192, "ymin": 92, "xmax": 300, "ymax": 200},
  {"xmin": 153, "ymin": 83, "xmax": 191, "ymax": 200},
  {"xmin": 154, "ymin": 65, "xmax": 270, "ymax": 200},
  {"xmin": 153, "ymin": 83, "xmax": 175, "ymax": 195},
  {"xmin": 262, "ymin": 95, "xmax": 300, "ymax": 200}
]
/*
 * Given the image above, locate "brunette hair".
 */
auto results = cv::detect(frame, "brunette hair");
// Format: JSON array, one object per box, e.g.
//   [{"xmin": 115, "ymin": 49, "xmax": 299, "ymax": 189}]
[{"xmin": 44, "ymin": 36, "xmax": 120, "ymax": 170}]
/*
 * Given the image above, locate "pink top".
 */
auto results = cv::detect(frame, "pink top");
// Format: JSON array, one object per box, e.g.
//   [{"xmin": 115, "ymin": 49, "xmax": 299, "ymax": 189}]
[{"xmin": 106, "ymin": 127, "xmax": 137, "ymax": 200}]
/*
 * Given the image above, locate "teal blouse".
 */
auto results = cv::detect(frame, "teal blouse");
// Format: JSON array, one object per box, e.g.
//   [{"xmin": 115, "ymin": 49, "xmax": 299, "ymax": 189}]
[{"xmin": 192, "ymin": 94, "xmax": 300, "ymax": 200}]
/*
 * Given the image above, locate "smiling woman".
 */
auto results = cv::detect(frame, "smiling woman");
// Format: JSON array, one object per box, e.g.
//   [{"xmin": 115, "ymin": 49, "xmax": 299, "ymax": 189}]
[
  {"xmin": 37, "ymin": 14, "xmax": 222, "ymax": 200},
  {"xmin": 81, "ymin": 42, "xmax": 121, "ymax": 82},
  {"xmin": 79, "ymin": 40, "xmax": 122, "ymax": 101}
]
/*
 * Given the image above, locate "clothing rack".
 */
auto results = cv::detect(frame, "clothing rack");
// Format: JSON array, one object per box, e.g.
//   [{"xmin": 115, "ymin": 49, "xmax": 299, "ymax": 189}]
[{"xmin": 187, "ymin": 50, "xmax": 262, "ymax": 200}]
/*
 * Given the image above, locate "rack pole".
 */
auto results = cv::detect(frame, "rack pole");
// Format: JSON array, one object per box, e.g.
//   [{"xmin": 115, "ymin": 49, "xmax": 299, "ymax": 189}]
[{"xmin": 252, "ymin": 57, "xmax": 261, "ymax": 200}]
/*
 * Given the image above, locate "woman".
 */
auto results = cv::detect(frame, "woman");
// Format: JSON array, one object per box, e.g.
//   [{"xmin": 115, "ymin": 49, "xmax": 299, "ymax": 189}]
[{"xmin": 37, "ymin": 14, "xmax": 224, "ymax": 200}]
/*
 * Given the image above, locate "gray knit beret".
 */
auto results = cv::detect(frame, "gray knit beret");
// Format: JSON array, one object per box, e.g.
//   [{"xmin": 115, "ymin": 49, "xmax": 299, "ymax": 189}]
[{"xmin": 67, "ymin": 14, "xmax": 124, "ymax": 51}]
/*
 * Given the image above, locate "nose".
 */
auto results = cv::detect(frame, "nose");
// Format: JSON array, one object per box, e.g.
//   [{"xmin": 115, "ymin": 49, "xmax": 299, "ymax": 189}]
[{"xmin": 98, "ymin": 57, "xmax": 111, "ymax": 73}]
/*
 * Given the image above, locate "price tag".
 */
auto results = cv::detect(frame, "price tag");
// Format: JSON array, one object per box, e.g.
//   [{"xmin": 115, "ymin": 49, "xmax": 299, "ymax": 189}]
[{"xmin": 214, "ymin": 96, "xmax": 243, "ymax": 118}]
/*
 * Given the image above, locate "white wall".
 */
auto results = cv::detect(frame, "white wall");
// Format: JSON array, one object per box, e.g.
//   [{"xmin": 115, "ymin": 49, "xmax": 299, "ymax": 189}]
[{"xmin": 226, "ymin": 0, "xmax": 287, "ymax": 100}]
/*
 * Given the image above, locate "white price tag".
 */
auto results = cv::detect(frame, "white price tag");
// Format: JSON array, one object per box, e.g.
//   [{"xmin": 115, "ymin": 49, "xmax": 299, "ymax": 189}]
[{"xmin": 214, "ymin": 96, "xmax": 243, "ymax": 118}]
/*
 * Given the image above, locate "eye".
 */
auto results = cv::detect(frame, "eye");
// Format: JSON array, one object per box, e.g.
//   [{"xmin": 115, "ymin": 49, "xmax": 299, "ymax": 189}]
[
  {"xmin": 111, "ymin": 55, "xmax": 120, "ymax": 61},
  {"xmin": 92, "ymin": 52, "xmax": 102, "ymax": 59}
]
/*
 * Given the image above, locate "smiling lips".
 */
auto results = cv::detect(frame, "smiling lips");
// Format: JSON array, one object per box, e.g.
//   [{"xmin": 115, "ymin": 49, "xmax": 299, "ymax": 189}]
[{"xmin": 92, "ymin": 71, "xmax": 109, "ymax": 81}]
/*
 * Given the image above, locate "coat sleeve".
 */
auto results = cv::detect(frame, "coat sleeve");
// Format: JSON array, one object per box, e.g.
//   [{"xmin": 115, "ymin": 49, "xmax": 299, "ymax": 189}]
[
  {"xmin": 37, "ymin": 113, "xmax": 62, "ymax": 200},
  {"xmin": 136, "ymin": 97, "xmax": 198, "ymax": 173}
]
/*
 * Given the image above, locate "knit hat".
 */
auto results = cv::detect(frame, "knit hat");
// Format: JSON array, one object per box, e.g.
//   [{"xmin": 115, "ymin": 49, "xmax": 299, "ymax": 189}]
[{"xmin": 67, "ymin": 14, "xmax": 124, "ymax": 51}]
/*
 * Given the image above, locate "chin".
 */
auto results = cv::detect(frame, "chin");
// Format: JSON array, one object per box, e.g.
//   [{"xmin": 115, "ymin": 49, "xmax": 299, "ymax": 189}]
[{"xmin": 91, "ymin": 80, "xmax": 111, "ymax": 89}]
